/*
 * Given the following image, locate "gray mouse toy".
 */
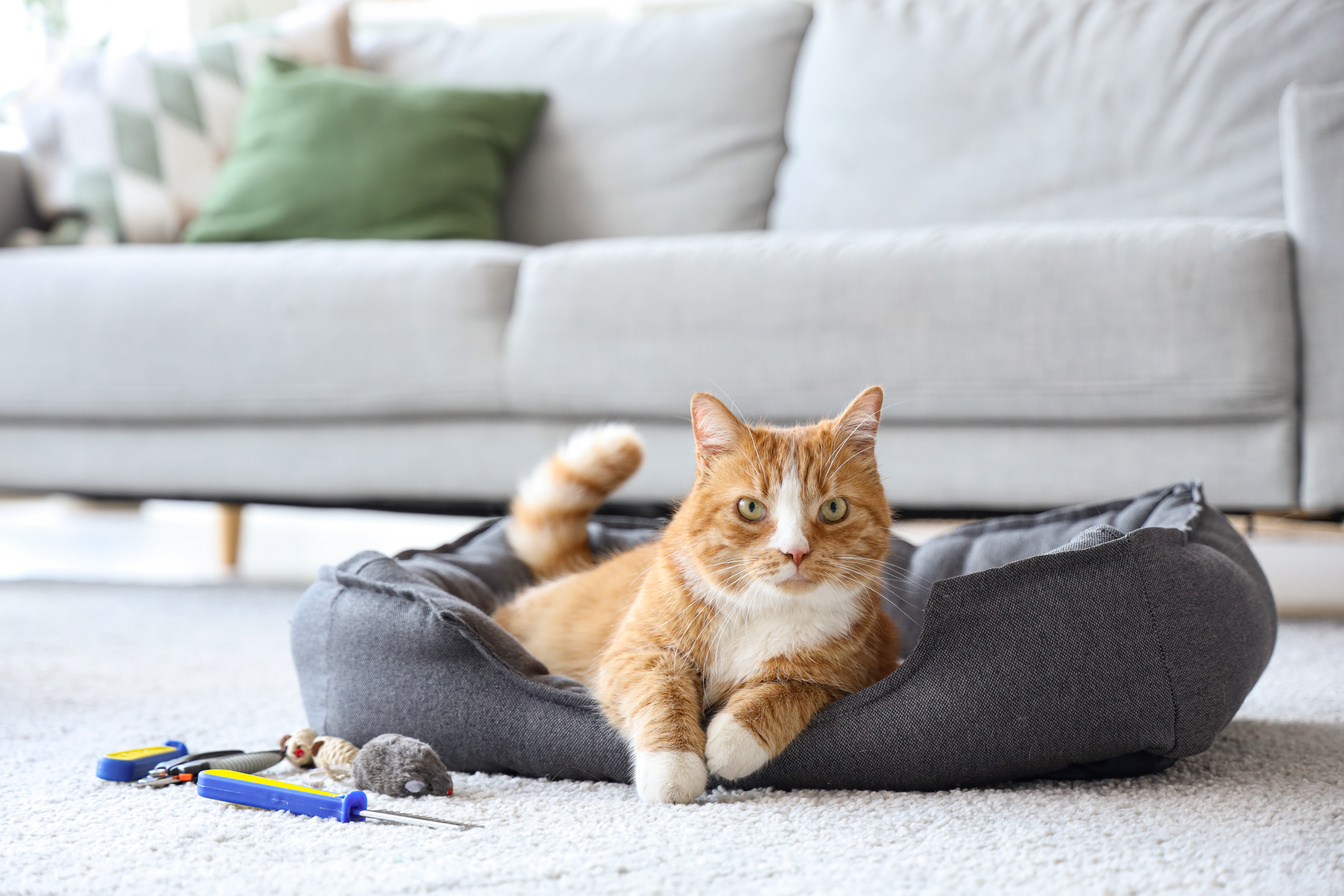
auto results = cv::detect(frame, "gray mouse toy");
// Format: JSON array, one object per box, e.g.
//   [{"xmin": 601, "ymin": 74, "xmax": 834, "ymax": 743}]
[{"xmin": 351, "ymin": 733, "xmax": 455, "ymax": 797}]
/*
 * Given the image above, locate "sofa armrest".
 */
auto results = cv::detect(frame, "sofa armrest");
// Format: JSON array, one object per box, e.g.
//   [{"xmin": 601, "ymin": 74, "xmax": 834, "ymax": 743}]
[
  {"xmin": 0, "ymin": 150, "xmax": 37, "ymax": 245},
  {"xmin": 1282, "ymin": 81, "xmax": 1344, "ymax": 511}
]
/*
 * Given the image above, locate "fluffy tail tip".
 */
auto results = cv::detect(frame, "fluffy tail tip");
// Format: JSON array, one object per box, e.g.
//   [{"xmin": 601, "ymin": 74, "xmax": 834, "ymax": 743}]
[
  {"xmin": 506, "ymin": 424, "xmax": 644, "ymax": 577},
  {"xmin": 553, "ymin": 424, "xmax": 645, "ymax": 491}
]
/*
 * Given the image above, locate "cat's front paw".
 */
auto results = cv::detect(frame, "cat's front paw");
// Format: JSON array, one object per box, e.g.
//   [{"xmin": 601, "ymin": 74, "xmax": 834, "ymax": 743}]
[
  {"xmin": 634, "ymin": 751, "xmax": 708, "ymax": 804},
  {"xmin": 705, "ymin": 712, "xmax": 772, "ymax": 780}
]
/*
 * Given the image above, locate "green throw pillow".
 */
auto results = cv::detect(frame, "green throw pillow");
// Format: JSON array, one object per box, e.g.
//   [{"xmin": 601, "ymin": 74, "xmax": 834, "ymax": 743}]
[{"xmin": 184, "ymin": 56, "xmax": 546, "ymax": 242}]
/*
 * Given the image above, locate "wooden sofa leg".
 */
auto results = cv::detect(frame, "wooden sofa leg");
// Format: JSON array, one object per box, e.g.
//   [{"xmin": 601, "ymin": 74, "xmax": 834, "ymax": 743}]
[{"xmin": 219, "ymin": 503, "xmax": 243, "ymax": 571}]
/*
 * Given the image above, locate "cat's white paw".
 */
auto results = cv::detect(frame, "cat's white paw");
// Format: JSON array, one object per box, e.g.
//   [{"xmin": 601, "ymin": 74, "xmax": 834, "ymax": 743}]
[
  {"xmin": 634, "ymin": 751, "xmax": 707, "ymax": 804},
  {"xmin": 705, "ymin": 712, "xmax": 772, "ymax": 780}
]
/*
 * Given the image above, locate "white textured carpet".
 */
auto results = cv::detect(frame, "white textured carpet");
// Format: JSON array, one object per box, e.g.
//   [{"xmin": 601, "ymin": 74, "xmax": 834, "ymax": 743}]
[{"xmin": 3, "ymin": 582, "xmax": 1341, "ymax": 896}]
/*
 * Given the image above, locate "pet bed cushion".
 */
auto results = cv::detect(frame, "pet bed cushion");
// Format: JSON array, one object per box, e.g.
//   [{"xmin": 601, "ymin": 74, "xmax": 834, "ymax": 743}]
[{"xmin": 290, "ymin": 481, "xmax": 1275, "ymax": 790}]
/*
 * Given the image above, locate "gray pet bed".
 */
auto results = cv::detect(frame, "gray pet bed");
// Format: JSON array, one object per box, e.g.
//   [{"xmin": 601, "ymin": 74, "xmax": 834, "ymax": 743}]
[{"xmin": 290, "ymin": 482, "xmax": 1275, "ymax": 790}]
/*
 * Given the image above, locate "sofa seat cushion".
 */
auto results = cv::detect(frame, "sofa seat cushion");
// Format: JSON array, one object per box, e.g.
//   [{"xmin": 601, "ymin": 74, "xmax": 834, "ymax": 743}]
[
  {"xmin": 772, "ymin": 0, "xmax": 1344, "ymax": 231},
  {"xmin": 356, "ymin": 1, "xmax": 811, "ymax": 246},
  {"xmin": 0, "ymin": 240, "xmax": 529, "ymax": 420},
  {"xmin": 504, "ymin": 220, "xmax": 1295, "ymax": 424}
]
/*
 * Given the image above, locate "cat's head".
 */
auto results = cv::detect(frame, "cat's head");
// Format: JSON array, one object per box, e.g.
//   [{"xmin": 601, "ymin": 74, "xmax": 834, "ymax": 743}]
[{"xmin": 671, "ymin": 387, "xmax": 891, "ymax": 609}]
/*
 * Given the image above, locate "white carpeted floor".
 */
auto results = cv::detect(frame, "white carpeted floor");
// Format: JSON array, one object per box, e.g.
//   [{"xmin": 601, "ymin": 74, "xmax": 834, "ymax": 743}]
[{"xmin": 2, "ymin": 581, "xmax": 1341, "ymax": 896}]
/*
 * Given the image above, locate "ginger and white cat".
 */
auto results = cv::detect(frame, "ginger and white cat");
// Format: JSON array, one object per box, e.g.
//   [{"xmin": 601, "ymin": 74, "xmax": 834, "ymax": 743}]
[{"xmin": 493, "ymin": 387, "xmax": 899, "ymax": 804}]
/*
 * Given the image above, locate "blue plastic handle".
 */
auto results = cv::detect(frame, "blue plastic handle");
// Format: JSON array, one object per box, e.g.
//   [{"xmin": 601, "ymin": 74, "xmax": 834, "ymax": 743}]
[
  {"xmin": 96, "ymin": 740, "xmax": 189, "ymax": 782},
  {"xmin": 196, "ymin": 770, "xmax": 368, "ymax": 822}
]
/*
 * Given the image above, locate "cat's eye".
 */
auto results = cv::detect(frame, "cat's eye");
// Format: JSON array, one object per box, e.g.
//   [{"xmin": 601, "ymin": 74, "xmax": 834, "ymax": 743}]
[
  {"xmin": 819, "ymin": 497, "xmax": 848, "ymax": 522},
  {"xmin": 737, "ymin": 498, "xmax": 765, "ymax": 521}
]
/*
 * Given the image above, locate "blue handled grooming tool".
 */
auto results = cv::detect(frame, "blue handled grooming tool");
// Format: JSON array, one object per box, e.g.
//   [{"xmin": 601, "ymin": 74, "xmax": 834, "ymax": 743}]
[
  {"xmin": 194, "ymin": 773, "xmax": 478, "ymax": 832},
  {"xmin": 196, "ymin": 770, "xmax": 480, "ymax": 830},
  {"xmin": 96, "ymin": 741, "xmax": 189, "ymax": 781}
]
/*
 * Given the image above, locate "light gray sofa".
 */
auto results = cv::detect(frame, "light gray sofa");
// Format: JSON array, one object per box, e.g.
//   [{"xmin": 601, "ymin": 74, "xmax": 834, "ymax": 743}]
[{"xmin": 1, "ymin": 0, "xmax": 1341, "ymax": 514}]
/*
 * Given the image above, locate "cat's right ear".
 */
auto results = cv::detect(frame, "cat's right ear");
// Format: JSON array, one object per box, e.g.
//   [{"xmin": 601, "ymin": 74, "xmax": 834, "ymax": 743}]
[{"xmin": 691, "ymin": 393, "xmax": 745, "ymax": 472}]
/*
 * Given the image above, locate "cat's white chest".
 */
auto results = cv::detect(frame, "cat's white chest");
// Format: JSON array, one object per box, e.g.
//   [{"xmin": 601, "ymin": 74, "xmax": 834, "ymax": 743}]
[{"xmin": 699, "ymin": 580, "xmax": 862, "ymax": 705}]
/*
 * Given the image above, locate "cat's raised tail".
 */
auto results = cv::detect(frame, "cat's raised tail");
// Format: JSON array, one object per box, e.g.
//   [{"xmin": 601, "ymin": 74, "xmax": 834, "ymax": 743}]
[{"xmin": 506, "ymin": 424, "xmax": 645, "ymax": 581}]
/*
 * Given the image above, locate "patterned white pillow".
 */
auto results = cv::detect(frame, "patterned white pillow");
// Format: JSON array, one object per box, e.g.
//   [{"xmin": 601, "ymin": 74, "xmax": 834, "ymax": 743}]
[{"xmin": 18, "ymin": 2, "xmax": 355, "ymax": 243}]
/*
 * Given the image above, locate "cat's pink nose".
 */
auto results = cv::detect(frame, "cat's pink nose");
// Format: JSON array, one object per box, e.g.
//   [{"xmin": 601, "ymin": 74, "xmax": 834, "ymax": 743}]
[{"xmin": 784, "ymin": 547, "xmax": 809, "ymax": 568}]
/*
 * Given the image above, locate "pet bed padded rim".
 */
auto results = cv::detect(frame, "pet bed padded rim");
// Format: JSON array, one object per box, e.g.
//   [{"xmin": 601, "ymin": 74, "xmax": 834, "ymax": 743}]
[
  {"xmin": 293, "ymin": 481, "xmax": 1273, "ymax": 790},
  {"xmin": 346, "ymin": 485, "xmax": 1195, "ymax": 724},
  {"xmin": 327, "ymin": 553, "xmax": 598, "ymax": 707}
]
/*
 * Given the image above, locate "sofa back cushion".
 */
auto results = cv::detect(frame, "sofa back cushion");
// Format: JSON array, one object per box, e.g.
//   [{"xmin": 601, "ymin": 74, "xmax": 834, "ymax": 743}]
[
  {"xmin": 357, "ymin": 2, "xmax": 811, "ymax": 245},
  {"xmin": 503, "ymin": 222, "xmax": 1295, "ymax": 426},
  {"xmin": 772, "ymin": 0, "xmax": 1344, "ymax": 231}
]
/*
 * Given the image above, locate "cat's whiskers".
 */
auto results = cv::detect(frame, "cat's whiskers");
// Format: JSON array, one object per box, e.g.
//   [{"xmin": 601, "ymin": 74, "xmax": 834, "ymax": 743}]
[
  {"xmin": 826, "ymin": 553, "xmax": 888, "ymax": 574},
  {"xmin": 826, "ymin": 569, "xmax": 881, "ymax": 596},
  {"xmin": 835, "ymin": 553, "xmax": 937, "ymax": 583},
  {"xmin": 829, "ymin": 573, "xmax": 918, "ymax": 629},
  {"xmin": 829, "ymin": 557, "xmax": 924, "ymax": 627},
  {"xmin": 713, "ymin": 567, "xmax": 761, "ymax": 601},
  {"xmin": 688, "ymin": 555, "xmax": 756, "ymax": 600},
  {"xmin": 696, "ymin": 557, "xmax": 748, "ymax": 575},
  {"xmin": 837, "ymin": 554, "xmax": 945, "ymax": 595},
  {"xmin": 880, "ymin": 596, "xmax": 924, "ymax": 629}
]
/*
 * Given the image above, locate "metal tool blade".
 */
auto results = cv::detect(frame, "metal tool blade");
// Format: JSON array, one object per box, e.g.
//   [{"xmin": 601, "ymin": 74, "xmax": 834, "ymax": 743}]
[
  {"xmin": 135, "ymin": 773, "xmax": 192, "ymax": 788},
  {"xmin": 356, "ymin": 808, "xmax": 481, "ymax": 831}
]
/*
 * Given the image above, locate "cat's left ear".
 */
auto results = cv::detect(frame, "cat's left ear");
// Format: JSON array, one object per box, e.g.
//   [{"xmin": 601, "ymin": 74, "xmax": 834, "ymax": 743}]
[{"xmin": 835, "ymin": 386, "xmax": 884, "ymax": 453}]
